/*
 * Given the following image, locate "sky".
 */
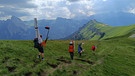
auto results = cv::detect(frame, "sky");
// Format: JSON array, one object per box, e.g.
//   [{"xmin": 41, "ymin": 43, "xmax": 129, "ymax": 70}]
[{"xmin": 0, "ymin": 0, "xmax": 135, "ymax": 21}]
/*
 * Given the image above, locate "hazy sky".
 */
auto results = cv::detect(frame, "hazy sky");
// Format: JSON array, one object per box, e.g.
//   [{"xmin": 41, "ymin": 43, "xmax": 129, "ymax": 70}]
[{"xmin": 0, "ymin": 0, "xmax": 135, "ymax": 21}]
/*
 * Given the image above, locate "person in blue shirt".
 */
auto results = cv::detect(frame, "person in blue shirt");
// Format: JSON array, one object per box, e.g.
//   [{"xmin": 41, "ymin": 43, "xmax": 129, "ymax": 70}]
[{"xmin": 78, "ymin": 43, "xmax": 84, "ymax": 57}]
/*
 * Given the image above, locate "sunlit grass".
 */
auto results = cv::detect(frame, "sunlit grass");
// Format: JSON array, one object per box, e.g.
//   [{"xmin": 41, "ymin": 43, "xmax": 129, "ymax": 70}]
[{"xmin": 0, "ymin": 37, "xmax": 135, "ymax": 76}]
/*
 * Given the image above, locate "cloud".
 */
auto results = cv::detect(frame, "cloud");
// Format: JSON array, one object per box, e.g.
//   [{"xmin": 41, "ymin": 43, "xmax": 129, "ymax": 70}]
[
  {"xmin": 0, "ymin": 16, "xmax": 11, "ymax": 20},
  {"xmin": 0, "ymin": 0, "xmax": 135, "ymax": 21},
  {"xmin": 102, "ymin": 0, "xmax": 107, "ymax": 1},
  {"xmin": 127, "ymin": 8, "xmax": 135, "ymax": 14},
  {"xmin": 0, "ymin": 0, "xmax": 95, "ymax": 20},
  {"xmin": 67, "ymin": 0, "xmax": 91, "ymax": 2},
  {"xmin": 0, "ymin": 0, "xmax": 36, "ymax": 8},
  {"xmin": 0, "ymin": 0, "xmax": 36, "ymax": 20},
  {"xmin": 91, "ymin": 0, "xmax": 135, "ymax": 14},
  {"xmin": 25, "ymin": 0, "xmax": 95, "ymax": 20},
  {"xmin": 125, "ymin": 1, "xmax": 135, "ymax": 14}
]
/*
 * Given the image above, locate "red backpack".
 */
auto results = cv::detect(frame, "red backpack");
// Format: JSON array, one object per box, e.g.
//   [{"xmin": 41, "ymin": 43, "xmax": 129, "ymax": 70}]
[
  {"xmin": 69, "ymin": 45, "xmax": 74, "ymax": 52},
  {"xmin": 91, "ymin": 45, "xmax": 96, "ymax": 51}
]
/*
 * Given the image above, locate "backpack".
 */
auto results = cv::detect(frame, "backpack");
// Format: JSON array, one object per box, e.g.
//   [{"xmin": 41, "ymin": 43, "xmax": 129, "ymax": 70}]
[
  {"xmin": 91, "ymin": 46, "xmax": 96, "ymax": 51},
  {"xmin": 33, "ymin": 38, "xmax": 40, "ymax": 48},
  {"xmin": 69, "ymin": 44, "xmax": 74, "ymax": 52}
]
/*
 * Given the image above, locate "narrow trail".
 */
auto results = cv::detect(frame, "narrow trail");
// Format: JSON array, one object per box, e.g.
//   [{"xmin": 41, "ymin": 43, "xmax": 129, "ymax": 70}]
[
  {"xmin": 41, "ymin": 55, "xmax": 105, "ymax": 76},
  {"xmin": 41, "ymin": 63, "xmax": 72, "ymax": 76},
  {"xmin": 40, "ymin": 57, "xmax": 72, "ymax": 76},
  {"xmin": 40, "ymin": 48, "xmax": 116, "ymax": 76}
]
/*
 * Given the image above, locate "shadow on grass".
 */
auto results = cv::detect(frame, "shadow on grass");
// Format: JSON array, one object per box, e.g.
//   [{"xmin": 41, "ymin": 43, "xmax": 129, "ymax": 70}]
[
  {"xmin": 75, "ymin": 58, "xmax": 95, "ymax": 65},
  {"xmin": 56, "ymin": 56, "xmax": 72, "ymax": 64}
]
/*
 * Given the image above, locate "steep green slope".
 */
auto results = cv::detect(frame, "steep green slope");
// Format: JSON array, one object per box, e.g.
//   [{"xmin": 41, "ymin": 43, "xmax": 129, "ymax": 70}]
[
  {"xmin": 1, "ymin": 38, "xmax": 135, "ymax": 76},
  {"xmin": 74, "ymin": 20, "xmax": 135, "ymax": 40},
  {"xmin": 103, "ymin": 25, "xmax": 135, "ymax": 39}
]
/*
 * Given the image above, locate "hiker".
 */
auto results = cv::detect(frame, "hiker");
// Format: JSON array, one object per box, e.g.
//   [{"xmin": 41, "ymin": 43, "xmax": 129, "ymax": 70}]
[
  {"xmin": 33, "ymin": 18, "xmax": 49, "ymax": 61},
  {"xmin": 78, "ymin": 43, "xmax": 84, "ymax": 57},
  {"xmin": 34, "ymin": 35, "xmax": 48, "ymax": 60},
  {"xmin": 68, "ymin": 41, "xmax": 74, "ymax": 60},
  {"xmin": 91, "ymin": 45, "xmax": 96, "ymax": 55},
  {"xmin": 91, "ymin": 45, "xmax": 96, "ymax": 51}
]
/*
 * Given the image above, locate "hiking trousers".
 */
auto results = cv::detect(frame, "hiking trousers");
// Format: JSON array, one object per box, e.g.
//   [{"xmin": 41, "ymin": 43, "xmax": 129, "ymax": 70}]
[{"xmin": 69, "ymin": 52, "xmax": 74, "ymax": 60}]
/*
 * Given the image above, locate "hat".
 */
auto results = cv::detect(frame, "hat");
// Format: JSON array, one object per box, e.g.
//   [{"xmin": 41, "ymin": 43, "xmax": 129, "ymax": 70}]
[{"xmin": 70, "ymin": 41, "xmax": 73, "ymax": 44}]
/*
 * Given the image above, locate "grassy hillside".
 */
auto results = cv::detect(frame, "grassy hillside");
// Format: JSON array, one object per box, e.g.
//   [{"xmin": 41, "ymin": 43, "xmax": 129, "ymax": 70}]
[
  {"xmin": 103, "ymin": 25, "xmax": 135, "ymax": 39},
  {"xmin": 75, "ymin": 20, "xmax": 135, "ymax": 40},
  {"xmin": 1, "ymin": 37, "xmax": 135, "ymax": 76}
]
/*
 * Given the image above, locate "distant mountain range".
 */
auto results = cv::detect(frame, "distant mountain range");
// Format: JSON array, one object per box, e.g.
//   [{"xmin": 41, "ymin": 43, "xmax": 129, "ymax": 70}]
[
  {"xmin": 25, "ymin": 17, "xmax": 88, "ymax": 39},
  {"xmin": 0, "ymin": 12, "xmax": 135, "ymax": 40},
  {"xmin": 0, "ymin": 16, "xmax": 32, "ymax": 40},
  {"xmin": 0, "ymin": 16, "xmax": 87, "ymax": 40},
  {"xmin": 66, "ymin": 19, "xmax": 135, "ymax": 40}
]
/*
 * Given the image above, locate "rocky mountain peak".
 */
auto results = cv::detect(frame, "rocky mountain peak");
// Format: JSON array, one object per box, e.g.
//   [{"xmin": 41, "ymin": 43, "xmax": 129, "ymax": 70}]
[{"xmin": 11, "ymin": 16, "xmax": 21, "ymax": 22}]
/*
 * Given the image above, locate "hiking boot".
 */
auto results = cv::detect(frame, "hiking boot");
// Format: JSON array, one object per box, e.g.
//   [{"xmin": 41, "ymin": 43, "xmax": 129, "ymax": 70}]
[
  {"xmin": 37, "ymin": 55, "xmax": 40, "ymax": 58},
  {"xmin": 42, "ymin": 58, "xmax": 44, "ymax": 61}
]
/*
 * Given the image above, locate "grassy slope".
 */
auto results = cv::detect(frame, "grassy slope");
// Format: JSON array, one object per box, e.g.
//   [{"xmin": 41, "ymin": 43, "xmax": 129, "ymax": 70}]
[
  {"xmin": 103, "ymin": 25, "xmax": 135, "ymax": 39},
  {"xmin": 0, "ymin": 37, "xmax": 135, "ymax": 76},
  {"xmin": 79, "ymin": 21, "xmax": 135, "ymax": 40}
]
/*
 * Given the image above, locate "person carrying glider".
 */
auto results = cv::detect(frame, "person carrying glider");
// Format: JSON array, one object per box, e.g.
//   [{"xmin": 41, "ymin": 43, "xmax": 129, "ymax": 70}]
[
  {"xmin": 34, "ymin": 35, "xmax": 48, "ymax": 60},
  {"xmin": 68, "ymin": 41, "xmax": 74, "ymax": 60},
  {"xmin": 33, "ymin": 18, "xmax": 49, "ymax": 61}
]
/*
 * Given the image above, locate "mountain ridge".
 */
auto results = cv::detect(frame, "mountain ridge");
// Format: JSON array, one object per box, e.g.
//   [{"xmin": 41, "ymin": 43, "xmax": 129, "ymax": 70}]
[
  {"xmin": 0, "ymin": 16, "xmax": 135, "ymax": 40},
  {"xmin": 65, "ymin": 20, "xmax": 135, "ymax": 40},
  {"xmin": 0, "ymin": 16, "xmax": 87, "ymax": 40}
]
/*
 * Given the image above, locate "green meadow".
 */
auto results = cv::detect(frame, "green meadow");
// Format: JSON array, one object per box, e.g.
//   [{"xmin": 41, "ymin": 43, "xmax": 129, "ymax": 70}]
[
  {"xmin": 79, "ymin": 20, "xmax": 135, "ymax": 40},
  {"xmin": 0, "ymin": 37, "xmax": 135, "ymax": 76}
]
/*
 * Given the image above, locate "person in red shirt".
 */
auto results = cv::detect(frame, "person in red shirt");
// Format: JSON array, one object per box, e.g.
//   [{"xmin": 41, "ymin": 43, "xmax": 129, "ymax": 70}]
[
  {"xmin": 91, "ymin": 45, "xmax": 96, "ymax": 51},
  {"xmin": 91, "ymin": 45, "xmax": 96, "ymax": 55},
  {"xmin": 68, "ymin": 41, "xmax": 74, "ymax": 60}
]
